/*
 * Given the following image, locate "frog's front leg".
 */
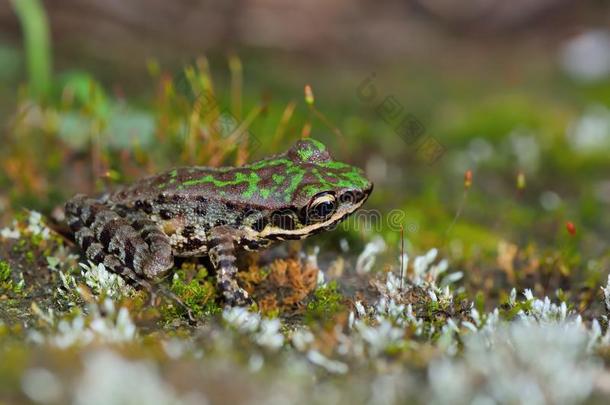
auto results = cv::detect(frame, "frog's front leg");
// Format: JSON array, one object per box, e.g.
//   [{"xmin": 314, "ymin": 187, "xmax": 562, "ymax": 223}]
[{"xmin": 209, "ymin": 227, "xmax": 251, "ymax": 306}]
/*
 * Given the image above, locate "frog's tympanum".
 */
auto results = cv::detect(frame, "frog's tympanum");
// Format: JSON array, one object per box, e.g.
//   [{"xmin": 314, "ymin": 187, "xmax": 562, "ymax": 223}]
[{"xmin": 65, "ymin": 139, "xmax": 373, "ymax": 305}]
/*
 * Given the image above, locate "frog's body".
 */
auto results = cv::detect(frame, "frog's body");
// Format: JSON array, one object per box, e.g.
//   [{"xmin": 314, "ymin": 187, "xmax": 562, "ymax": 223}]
[{"xmin": 65, "ymin": 139, "xmax": 372, "ymax": 305}]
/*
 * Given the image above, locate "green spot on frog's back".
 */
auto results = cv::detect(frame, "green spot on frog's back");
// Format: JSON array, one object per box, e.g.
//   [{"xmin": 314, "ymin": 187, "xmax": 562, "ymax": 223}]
[
  {"xmin": 272, "ymin": 173, "xmax": 285, "ymax": 184},
  {"xmin": 283, "ymin": 165, "xmax": 306, "ymax": 202},
  {"xmin": 294, "ymin": 138, "xmax": 327, "ymax": 162},
  {"xmin": 260, "ymin": 188, "xmax": 272, "ymax": 199},
  {"xmin": 297, "ymin": 147, "xmax": 314, "ymax": 162},
  {"xmin": 303, "ymin": 184, "xmax": 320, "ymax": 198},
  {"xmin": 249, "ymin": 158, "xmax": 291, "ymax": 170},
  {"xmin": 307, "ymin": 138, "xmax": 326, "ymax": 152},
  {"xmin": 181, "ymin": 171, "xmax": 260, "ymax": 198},
  {"xmin": 319, "ymin": 161, "xmax": 351, "ymax": 170}
]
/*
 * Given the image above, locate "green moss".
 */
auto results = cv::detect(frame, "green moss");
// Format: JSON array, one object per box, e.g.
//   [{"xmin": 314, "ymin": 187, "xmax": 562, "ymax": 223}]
[
  {"xmin": 265, "ymin": 308, "xmax": 280, "ymax": 319},
  {"xmin": 305, "ymin": 281, "xmax": 346, "ymax": 324},
  {"xmin": 0, "ymin": 261, "xmax": 10, "ymax": 283},
  {"xmin": 168, "ymin": 266, "xmax": 221, "ymax": 319},
  {"xmin": 12, "ymin": 239, "xmax": 27, "ymax": 253},
  {"xmin": 0, "ymin": 261, "xmax": 23, "ymax": 295},
  {"xmin": 24, "ymin": 250, "xmax": 35, "ymax": 263}
]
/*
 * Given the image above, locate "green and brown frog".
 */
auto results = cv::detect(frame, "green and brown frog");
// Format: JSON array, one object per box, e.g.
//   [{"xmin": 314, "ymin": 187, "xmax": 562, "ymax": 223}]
[{"xmin": 65, "ymin": 139, "xmax": 373, "ymax": 305}]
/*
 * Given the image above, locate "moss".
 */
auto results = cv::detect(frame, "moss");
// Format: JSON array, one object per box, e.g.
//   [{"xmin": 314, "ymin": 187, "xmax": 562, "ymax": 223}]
[
  {"xmin": 24, "ymin": 250, "xmax": 35, "ymax": 263},
  {"xmin": 500, "ymin": 299, "xmax": 534, "ymax": 321},
  {"xmin": 0, "ymin": 261, "xmax": 23, "ymax": 295},
  {"xmin": 12, "ymin": 239, "xmax": 27, "ymax": 253},
  {"xmin": 167, "ymin": 265, "xmax": 221, "ymax": 319},
  {"xmin": 0, "ymin": 261, "xmax": 9, "ymax": 280},
  {"xmin": 305, "ymin": 281, "xmax": 346, "ymax": 324}
]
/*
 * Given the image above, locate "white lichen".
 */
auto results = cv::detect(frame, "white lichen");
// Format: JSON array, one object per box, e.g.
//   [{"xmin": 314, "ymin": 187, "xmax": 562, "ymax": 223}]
[
  {"xmin": 222, "ymin": 307, "xmax": 284, "ymax": 351},
  {"xmin": 306, "ymin": 350, "xmax": 349, "ymax": 375},
  {"xmin": 429, "ymin": 322, "xmax": 601, "ymax": 405},
  {"xmin": 602, "ymin": 275, "xmax": 610, "ymax": 312},
  {"xmin": 74, "ymin": 350, "xmax": 206, "ymax": 405},
  {"xmin": 29, "ymin": 299, "xmax": 137, "ymax": 348},
  {"xmin": 356, "ymin": 236, "xmax": 386, "ymax": 274},
  {"xmin": 0, "ymin": 224, "xmax": 20, "ymax": 239},
  {"xmin": 79, "ymin": 261, "xmax": 130, "ymax": 298}
]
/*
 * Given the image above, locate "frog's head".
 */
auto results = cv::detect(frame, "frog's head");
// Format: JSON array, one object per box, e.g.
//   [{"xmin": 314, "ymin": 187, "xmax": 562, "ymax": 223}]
[{"xmin": 250, "ymin": 138, "xmax": 373, "ymax": 241}]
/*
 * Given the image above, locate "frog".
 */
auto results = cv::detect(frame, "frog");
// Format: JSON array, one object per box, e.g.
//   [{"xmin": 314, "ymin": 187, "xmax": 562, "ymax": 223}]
[{"xmin": 65, "ymin": 138, "xmax": 373, "ymax": 305}]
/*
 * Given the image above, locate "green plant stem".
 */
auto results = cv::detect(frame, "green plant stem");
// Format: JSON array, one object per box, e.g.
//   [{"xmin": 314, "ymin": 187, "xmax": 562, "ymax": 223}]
[{"xmin": 11, "ymin": 0, "xmax": 52, "ymax": 98}]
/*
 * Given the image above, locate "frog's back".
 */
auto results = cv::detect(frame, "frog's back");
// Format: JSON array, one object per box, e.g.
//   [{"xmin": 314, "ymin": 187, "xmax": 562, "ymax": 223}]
[
  {"xmin": 110, "ymin": 158, "xmax": 291, "ymax": 210},
  {"xmin": 109, "ymin": 139, "xmax": 370, "ymax": 211}
]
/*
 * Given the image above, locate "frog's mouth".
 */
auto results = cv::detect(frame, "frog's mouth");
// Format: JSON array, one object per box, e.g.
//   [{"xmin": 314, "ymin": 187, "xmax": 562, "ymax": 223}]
[{"xmin": 256, "ymin": 185, "xmax": 373, "ymax": 241}]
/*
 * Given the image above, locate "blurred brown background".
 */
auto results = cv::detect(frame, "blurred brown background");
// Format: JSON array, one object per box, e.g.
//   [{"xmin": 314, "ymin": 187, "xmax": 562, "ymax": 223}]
[{"xmin": 1, "ymin": 0, "xmax": 607, "ymax": 79}]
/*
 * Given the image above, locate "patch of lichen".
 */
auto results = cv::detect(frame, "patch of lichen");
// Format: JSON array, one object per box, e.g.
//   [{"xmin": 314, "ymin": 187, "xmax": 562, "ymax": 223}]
[
  {"xmin": 370, "ymin": 274, "xmax": 473, "ymax": 341},
  {"xmin": 238, "ymin": 258, "xmax": 319, "ymax": 316},
  {"xmin": 166, "ymin": 262, "xmax": 221, "ymax": 320},
  {"xmin": 6, "ymin": 218, "xmax": 68, "ymax": 283}
]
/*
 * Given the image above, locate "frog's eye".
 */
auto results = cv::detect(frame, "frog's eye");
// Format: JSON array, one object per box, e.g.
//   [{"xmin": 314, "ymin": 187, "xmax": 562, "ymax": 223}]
[{"xmin": 307, "ymin": 192, "xmax": 337, "ymax": 222}]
